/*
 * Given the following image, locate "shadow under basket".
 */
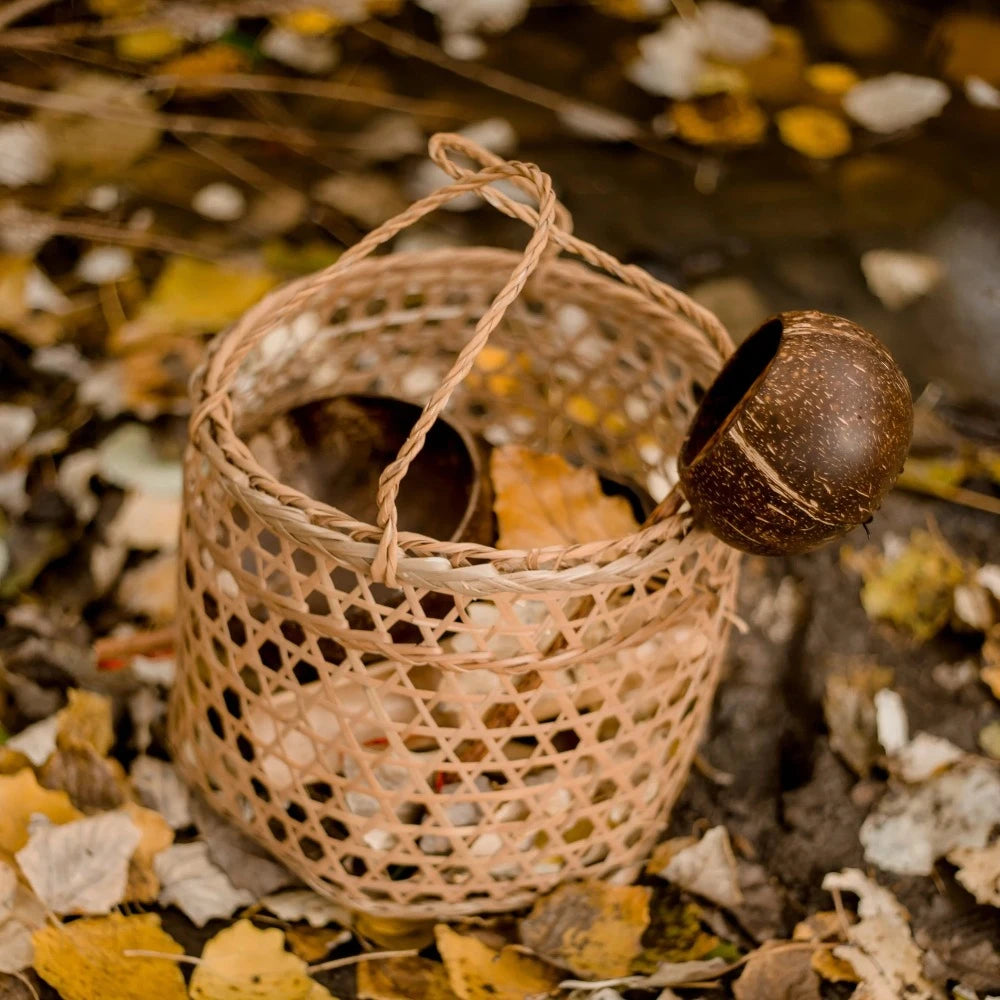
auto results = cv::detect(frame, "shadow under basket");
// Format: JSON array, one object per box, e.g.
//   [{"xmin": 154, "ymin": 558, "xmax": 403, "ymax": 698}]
[{"xmin": 168, "ymin": 134, "xmax": 742, "ymax": 919}]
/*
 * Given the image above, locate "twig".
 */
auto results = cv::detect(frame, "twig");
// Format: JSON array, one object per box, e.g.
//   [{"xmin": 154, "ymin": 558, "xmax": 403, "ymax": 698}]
[
  {"xmin": 0, "ymin": 0, "xmax": 55, "ymax": 30},
  {"xmin": 49, "ymin": 216, "xmax": 221, "ymax": 260},
  {"xmin": 895, "ymin": 478, "xmax": 1000, "ymax": 516},
  {"xmin": 308, "ymin": 948, "xmax": 419, "ymax": 974},
  {"xmin": 0, "ymin": 79, "xmax": 322, "ymax": 147},
  {"xmin": 143, "ymin": 72, "xmax": 468, "ymax": 120},
  {"xmin": 94, "ymin": 626, "xmax": 176, "ymax": 663}
]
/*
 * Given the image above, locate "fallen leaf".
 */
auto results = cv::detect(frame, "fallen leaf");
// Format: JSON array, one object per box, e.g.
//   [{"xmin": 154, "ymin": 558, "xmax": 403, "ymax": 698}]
[
  {"xmin": 633, "ymin": 893, "xmax": 721, "ymax": 970},
  {"xmin": 112, "ymin": 256, "xmax": 277, "ymax": 349},
  {"xmin": 189, "ymin": 919, "xmax": 325, "ymax": 1000},
  {"xmin": 672, "ymin": 93, "xmax": 767, "ymax": 146},
  {"xmin": 805, "ymin": 63, "xmax": 861, "ymax": 98},
  {"xmin": 38, "ymin": 745, "xmax": 129, "ymax": 812},
  {"xmin": 354, "ymin": 913, "xmax": 436, "ymax": 951},
  {"xmin": 860, "ymin": 250, "xmax": 943, "ymax": 311},
  {"xmin": 57, "ymin": 689, "xmax": 114, "ymax": 756},
  {"xmin": 813, "ymin": 0, "xmax": 897, "ymax": 58},
  {"xmin": 35, "ymin": 73, "xmax": 161, "ymax": 174},
  {"xmin": 0, "ymin": 768, "xmax": 82, "ymax": 856},
  {"xmin": 892, "ymin": 731, "xmax": 964, "ymax": 783},
  {"xmin": 792, "ymin": 911, "xmax": 847, "ymax": 942},
  {"xmin": 858, "ymin": 530, "xmax": 965, "ymax": 641},
  {"xmin": 491, "ymin": 446, "xmax": 638, "ymax": 549},
  {"xmin": 131, "ymin": 755, "xmax": 192, "ymax": 830},
  {"xmin": 284, "ymin": 925, "xmax": 350, "ymax": 963},
  {"xmin": 859, "ymin": 759, "xmax": 1000, "ymax": 875},
  {"xmin": 657, "ymin": 826, "xmax": 743, "ymax": 910},
  {"xmin": 844, "ymin": 74, "xmax": 950, "ymax": 134},
  {"xmin": 0, "ymin": 860, "xmax": 46, "ymax": 974},
  {"xmin": 358, "ymin": 955, "xmax": 459, "ymax": 1000},
  {"xmin": 96, "ymin": 423, "xmax": 182, "ymax": 498},
  {"xmin": 107, "ymin": 491, "xmax": 181, "ymax": 551},
  {"xmin": 191, "ymin": 796, "xmax": 297, "ymax": 896},
  {"xmin": 627, "ymin": 19, "xmax": 704, "ymax": 100},
  {"xmin": 948, "ymin": 840, "xmax": 1000, "ymax": 905},
  {"xmin": 154, "ymin": 842, "xmax": 255, "ymax": 927},
  {"xmin": 822, "ymin": 870, "xmax": 944, "ymax": 1000},
  {"xmin": 934, "ymin": 12, "xmax": 1000, "ymax": 86},
  {"xmin": 116, "ymin": 26, "xmax": 184, "ymax": 61},
  {"xmin": 436, "ymin": 924, "xmax": 562, "ymax": 1000},
  {"xmin": 32, "ymin": 912, "xmax": 187, "ymax": 1000},
  {"xmin": 260, "ymin": 889, "xmax": 350, "ymax": 929},
  {"xmin": 979, "ymin": 721, "xmax": 1000, "ymax": 759},
  {"xmin": 776, "ymin": 106, "xmax": 851, "ymax": 158},
  {"xmin": 822, "ymin": 665, "xmax": 894, "ymax": 776},
  {"xmin": 519, "ymin": 881, "xmax": 650, "ymax": 978},
  {"xmin": 739, "ymin": 26, "xmax": 806, "ymax": 104},
  {"xmin": 123, "ymin": 802, "xmax": 174, "ymax": 904},
  {"xmin": 159, "ymin": 43, "xmax": 251, "ymax": 95},
  {"xmin": 811, "ymin": 947, "xmax": 859, "ymax": 984},
  {"xmin": 15, "ymin": 810, "xmax": 140, "ymax": 915},
  {"xmin": 117, "ymin": 553, "xmax": 178, "ymax": 623},
  {"xmin": 4, "ymin": 714, "xmax": 58, "ymax": 767},
  {"xmin": 732, "ymin": 942, "xmax": 821, "ymax": 1000}
]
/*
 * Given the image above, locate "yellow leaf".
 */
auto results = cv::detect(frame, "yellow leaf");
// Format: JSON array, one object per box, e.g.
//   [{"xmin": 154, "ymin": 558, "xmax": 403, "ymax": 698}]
[
  {"xmin": 278, "ymin": 9, "xmax": 342, "ymax": 34},
  {"xmin": 0, "ymin": 769, "xmax": 82, "ymax": 856},
  {"xmin": 357, "ymin": 955, "xmax": 459, "ymax": 1000},
  {"xmin": 57, "ymin": 689, "xmax": 114, "ymax": 756},
  {"xmin": 435, "ymin": 925, "xmax": 561, "ymax": 1000},
  {"xmin": 473, "ymin": 345, "xmax": 510, "ymax": 374},
  {"xmin": 673, "ymin": 94, "xmax": 767, "ymax": 147},
  {"xmin": 284, "ymin": 925, "xmax": 349, "ymax": 963},
  {"xmin": 565, "ymin": 394, "xmax": 600, "ymax": 427},
  {"xmin": 858, "ymin": 529, "xmax": 965, "ymax": 641},
  {"xmin": 113, "ymin": 257, "xmax": 278, "ymax": 350},
  {"xmin": 519, "ymin": 881, "xmax": 651, "ymax": 978},
  {"xmin": 189, "ymin": 920, "xmax": 317, "ymax": 1000},
  {"xmin": 32, "ymin": 912, "xmax": 187, "ymax": 1000},
  {"xmin": 934, "ymin": 13, "xmax": 1000, "ymax": 85},
  {"xmin": 123, "ymin": 802, "xmax": 174, "ymax": 904},
  {"xmin": 491, "ymin": 446, "xmax": 639, "ymax": 550},
  {"xmin": 806, "ymin": 62, "xmax": 861, "ymax": 98},
  {"xmin": 116, "ymin": 27, "xmax": 184, "ymax": 61},
  {"xmin": 811, "ymin": 945, "xmax": 860, "ymax": 983},
  {"xmin": 776, "ymin": 106, "xmax": 852, "ymax": 159},
  {"xmin": 354, "ymin": 914, "xmax": 436, "ymax": 951},
  {"xmin": 739, "ymin": 26, "xmax": 806, "ymax": 104},
  {"xmin": 813, "ymin": 0, "xmax": 897, "ymax": 57},
  {"xmin": 159, "ymin": 44, "xmax": 250, "ymax": 95}
]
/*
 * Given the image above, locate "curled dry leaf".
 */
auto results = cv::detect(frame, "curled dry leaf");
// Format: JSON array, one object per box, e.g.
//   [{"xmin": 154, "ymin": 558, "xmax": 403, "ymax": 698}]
[
  {"xmin": 32, "ymin": 913, "xmax": 187, "ymax": 1000},
  {"xmin": 823, "ymin": 665, "xmax": 894, "ymax": 776},
  {"xmin": 15, "ymin": 810, "xmax": 140, "ymax": 915},
  {"xmin": 732, "ymin": 942, "xmax": 821, "ymax": 1000},
  {"xmin": 357, "ymin": 955, "xmax": 459, "ymax": 1000},
  {"xmin": 822, "ymin": 869, "xmax": 945, "ymax": 1000},
  {"xmin": 491, "ymin": 446, "xmax": 638, "ymax": 550},
  {"xmin": 947, "ymin": 840, "xmax": 1000, "ymax": 906},
  {"xmin": 657, "ymin": 826, "xmax": 744, "ymax": 910},
  {"xmin": 519, "ymin": 881, "xmax": 651, "ymax": 978},
  {"xmin": 154, "ymin": 842, "xmax": 254, "ymax": 928},
  {"xmin": 0, "ymin": 769, "xmax": 82, "ymax": 855},
  {"xmin": 0, "ymin": 860, "xmax": 46, "ymax": 975},
  {"xmin": 188, "ymin": 920, "xmax": 328, "ymax": 1000},
  {"xmin": 860, "ymin": 759, "xmax": 1000, "ymax": 875},
  {"xmin": 39, "ymin": 744, "xmax": 130, "ymax": 813},
  {"xmin": 436, "ymin": 924, "xmax": 562, "ymax": 1000},
  {"xmin": 892, "ymin": 732, "xmax": 964, "ymax": 783},
  {"xmin": 259, "ymin": 889, "xmax": 350, "ymax": 929}
]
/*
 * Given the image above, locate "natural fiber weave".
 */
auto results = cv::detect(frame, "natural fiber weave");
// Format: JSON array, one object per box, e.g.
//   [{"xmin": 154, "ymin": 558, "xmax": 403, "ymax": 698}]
[{"xmin": 168, "ymin": 134, "xmax": 741, "ymax": 918}]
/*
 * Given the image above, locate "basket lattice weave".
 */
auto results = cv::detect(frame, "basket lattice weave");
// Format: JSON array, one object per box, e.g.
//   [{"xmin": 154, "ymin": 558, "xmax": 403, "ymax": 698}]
[{"xmin": 168, "ymin": 134, "xmax": 741, "ymax": 918}]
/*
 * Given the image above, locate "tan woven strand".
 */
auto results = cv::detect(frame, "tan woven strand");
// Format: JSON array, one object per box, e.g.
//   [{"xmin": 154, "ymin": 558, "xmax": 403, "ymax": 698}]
[{"xmin": 168, "ymin": 134, "xmax": 741, "ymax": 919}]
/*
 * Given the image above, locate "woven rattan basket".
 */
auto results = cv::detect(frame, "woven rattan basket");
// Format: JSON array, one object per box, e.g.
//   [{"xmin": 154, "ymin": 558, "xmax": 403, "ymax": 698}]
[{"xmin": 168, "ymin": 134, "xmax": 742, "ymax": 918}]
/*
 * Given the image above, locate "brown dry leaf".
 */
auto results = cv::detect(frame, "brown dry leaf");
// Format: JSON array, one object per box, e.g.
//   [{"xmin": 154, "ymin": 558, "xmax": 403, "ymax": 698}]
[
  {"xmin": 123, "ymin": 802, "xmax": 174, "ymax": 904},
  {"xmin": 57, "ymin": 689, "xmax": 114, "ymax": 756},
  {"xmin": 656, "ymin": 826, "xmax": 743, "ymax": 910},
  {"xmin": 354, "ymin": 914, "xmax": 437, "ymax": 951},
  {"xmin": 436, "ymin": 925, "xmax": 561, "ymax": 1000},
  {"xmin": 158, "ymin": 43, "xmax": 251, "ymax": 94},
  {"xmin": 776, "ymin": 106, "xmax": 851, "ymax": 159},
  {"xmin": 733, "ymin": 943, "xmax": 821, "ymax": 999},
  {"xmin": 117, "ymin": 553, "xmax": 178, "ymax": 624},
  {"xmin": 0, "ymin": 768, "xmax": 82, "ymax": 856},
  {"xmin": 32, "ymin": 912, "xmax": 187, "ymax": 1000},
  {"xmin": 646, "ymin": 836, "xmax": 698, "ymax": 876},
  {"xmin": 518, "ymin": 881, "xmax": 651, "ymax": 978},
  {"xmin": 189, "ymin": 919, "xmax": 330, "ymax": 1000},
  {"xmin": 673, "ymin": 93, "xmax": 767, "ymax": 147},
  {"xmin": 491, "ymin": 446, "xmax": 638, "ymax": 549},
  {"xmin": 823, "ymin": 665, "xmax": 894, "ymax": 776},
  {"xmin": 357, "ymin": 955, "xmax": 459, "ymax": 1000},
  {"xmin": 792, "ymin": 911, "xmax": 847, "ymax": 942},
  {"xmin": 934, "ymin": 12, "xmax": 1000, "ymax": 85},
  {"xmin": 39, "ymin": 745, "xmax": 129, "ymax": 812},
  {"xmin": 811, "ymin": 946, "xmax": 860, "ymax": 984}
]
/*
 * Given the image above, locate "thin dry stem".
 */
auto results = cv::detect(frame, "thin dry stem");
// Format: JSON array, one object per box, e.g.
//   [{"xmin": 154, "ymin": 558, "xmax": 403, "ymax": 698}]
[
  {"xmin": 94, "ymin": 626, "xmax": 176, "ymax": 663},
  {"xmin": 308, "ymin": 949, "xmax": 419, "ymax": 973}
]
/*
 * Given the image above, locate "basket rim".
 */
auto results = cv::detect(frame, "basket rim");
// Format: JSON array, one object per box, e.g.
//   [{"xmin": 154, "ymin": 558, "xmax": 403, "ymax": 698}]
[{"xmin": 189, "ymin": 247, "xmax": 734, "ymax": 594}]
